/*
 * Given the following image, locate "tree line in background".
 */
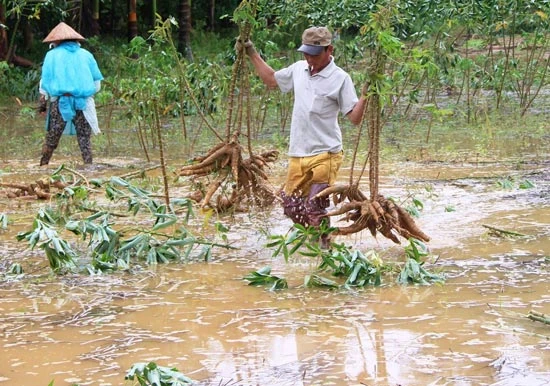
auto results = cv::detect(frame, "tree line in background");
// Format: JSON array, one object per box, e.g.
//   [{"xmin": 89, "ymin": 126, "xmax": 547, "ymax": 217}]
[
  {"xmin": 0, "ymin": 0, "xmax": 241, "ymax": 66},
  {"xmin": 1, "ymin": 0, "xmax": 549, "ymax": 123}
]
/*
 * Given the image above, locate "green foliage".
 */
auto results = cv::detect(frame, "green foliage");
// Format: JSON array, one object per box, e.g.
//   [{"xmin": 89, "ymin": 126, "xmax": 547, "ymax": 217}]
[
  {"xmin": 0, "ymin": 62, "xmax": 41, "ymax": 100},
  {"xmin": 496, "ymin": 176, "xmax": 535, "ymax": 190},
  {"xmin": 265, "ymin": 223, "xmax": 386, "ymax": 288},
  {"xmin": 398, "ymin": 238, "xmax": 444, "ymax": 285},
  {"xmin": 404, "ymin": 196, "xmax": 426, "ymax": 218},
  {"xmin": 125, "ymin": 362, "xmax": 194, "ymax": 386},
  {"xmin": 319, "ymin": 245, "xmax": 385, "ymax": 288},
  {"xmin": 445, "ymin": 205, "xmax": 456, "ymax": 212},
  {"xmin": 112, "ymin": 17, "xmax": 227, "ymax": 120},
  {"xmin": 404, "ymin": 237, "xmax": 429, "ymax": 262},
  {"xmin": 243, "ymin": 266, "xmax": 288, "ymax": 290},
  {"xmin": 397, "ymin": 257, "xmax": 445, "ymax": 285},
  {"xmin": 0, "ymin": 213, "xmax": 8, "ymax": 230},
  {"xmin": 265, "ymin": 224, "xmax": 444, "ymax": 289},
  {"xmin": 496, "ymin": 177, "xmax": 515, "ymax": 190},
  {"xmin": 519, "ymin": 179, "xmax": 535, "ymax": 189},
  {"xmin": 266, "ymin": 221, "xmax": 335, "ymax": 262},
  {"xmin": 16, "ymin": 210, "xmax": 78, "ymax": 273},
  {"xmin": 15, "ymin": 172, "xmax": 231, "ymax": 274},
  {"xmin": 304, "ymin": 274, "xmax": 339, "ymax": 289},
  {"xmin": 8, "ymin": 263, "xmax": 23, "ymax": 274}
]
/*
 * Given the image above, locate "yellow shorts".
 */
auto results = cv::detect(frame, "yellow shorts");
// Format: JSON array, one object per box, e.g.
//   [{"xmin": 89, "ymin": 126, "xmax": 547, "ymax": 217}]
[{"xmin": 284, "ymin": 152, "xmax": 343, "ymax": 196}]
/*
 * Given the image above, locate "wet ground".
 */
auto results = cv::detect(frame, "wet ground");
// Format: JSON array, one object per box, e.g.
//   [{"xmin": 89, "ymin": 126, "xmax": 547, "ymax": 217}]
[{"xmin": 0, "ymin": 154, "xmax": 548, "ymax": 386}]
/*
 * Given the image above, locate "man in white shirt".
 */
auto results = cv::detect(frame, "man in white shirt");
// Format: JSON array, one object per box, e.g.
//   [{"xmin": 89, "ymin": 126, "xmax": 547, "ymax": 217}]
[{"xmin": 237, "ymin": 26, "xmax": 366, "ymax": 245}]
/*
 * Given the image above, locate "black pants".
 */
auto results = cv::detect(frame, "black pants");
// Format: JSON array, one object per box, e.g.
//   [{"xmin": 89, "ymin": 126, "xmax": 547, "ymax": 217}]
[{"xmin": 40, "ymin": 100, "xmax": 93, "ymax": 165}]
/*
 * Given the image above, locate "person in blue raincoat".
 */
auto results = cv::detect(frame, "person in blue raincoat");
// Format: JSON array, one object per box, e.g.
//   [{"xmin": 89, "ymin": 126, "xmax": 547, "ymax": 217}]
[{"xmin": 38, "ymin": 22, "xmax": 103, "ymax": 166}]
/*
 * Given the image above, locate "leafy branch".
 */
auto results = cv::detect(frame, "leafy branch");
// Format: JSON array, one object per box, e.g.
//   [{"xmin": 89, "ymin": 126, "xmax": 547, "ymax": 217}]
[
  {"xmin": 262, "ymin": 224, "xmax": 444, "ymax": 289},
  {"xmin": 15, "ymin": 175, "xmax": 232, "ymax": 274}
]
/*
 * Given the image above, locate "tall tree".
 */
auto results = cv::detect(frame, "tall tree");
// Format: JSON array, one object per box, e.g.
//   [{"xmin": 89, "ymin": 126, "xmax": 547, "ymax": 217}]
[
  {"xmin": 0, "ymin": 2, "xmax": 32, "ymax": 67},
  {"xmin": 209, "ymin": 0, "xmax": 215, "ymax": 31},
  {"xmin": 0, "ymin": 4, "xmax": 8, "ymax": 61},
  {"xmin": 91, "ymin": 0, "xmax": 100, "ymax": 36},
  {"xmin": 128, "ymin": 0, "xmax": 137, "ymax": 41},
  {"xmin": 178, "ymin": 0, "xmax": 193, "ymax": 61}
]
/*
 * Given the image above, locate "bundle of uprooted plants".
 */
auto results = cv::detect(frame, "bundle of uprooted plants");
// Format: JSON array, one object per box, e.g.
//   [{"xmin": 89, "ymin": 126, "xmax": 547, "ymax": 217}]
[
  {"xmin": 0, "ymin": 178, "xmax": 68, "ymax": 200},
  {"xmin": 0, "ymin": 166, "xmax": 87, "ymax": 200},
  {"xmin": 315, "ymin": 42, "xmax": 430, "ymax": 244},
  {"xmin": 179, "ymin": 0, "xmax": 279, "ymax": 212},
  {"xmin": 180, "ymin": 140, "xmax": 278, "ymax": 211}
]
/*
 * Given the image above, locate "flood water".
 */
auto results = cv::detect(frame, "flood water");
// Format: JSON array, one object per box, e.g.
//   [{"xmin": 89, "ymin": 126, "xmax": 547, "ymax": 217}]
[
  {"xmin": 0, "ymin": 153, "xmax": 548, "ymax": 386},
  {"xmin": 0, "ymin": 107, "xmax": 549, "ymax": 386}
]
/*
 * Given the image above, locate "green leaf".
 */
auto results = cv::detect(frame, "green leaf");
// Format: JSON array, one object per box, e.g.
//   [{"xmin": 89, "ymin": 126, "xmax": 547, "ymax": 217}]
[
  {"xmin": 109, "ymin": 176, "xmax": 130, "ymax": 187},
  {"xmin": 305, "ymin": 274, "xmax": 338, "ymax": 288},
  {"xmin": 0, "ymin": 213, "xmax": 7, "ymax": 229},
  {"xmin": 519, "ymin": 179, "xmax": 534, "ymax": 189},
  {"xmin": 152, "ymin": 215, "xmax": 177, "ymax": 231}
]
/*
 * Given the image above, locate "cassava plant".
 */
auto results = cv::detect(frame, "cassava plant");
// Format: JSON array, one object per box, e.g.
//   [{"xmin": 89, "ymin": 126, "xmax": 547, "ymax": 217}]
[
  {"xmin": 178, "ymin": 0, "xmax": 280, "ymax": 213},
  {"xmin": 15, "ymin": 174, "xmax": 232, "ymax": 274},
  {"xmin": 397, "ymin": 238, "xmax": 444, "ymax": 285},
  {"xmin": 262, "ymin": 223, "xmax": 443, "ymax": 288},
  {"xmin": 243, "ymin": 266, "xmax": 288, "ymax": 291},
  {"xmin": 16, "ymin": 208, "xmax": 78, "ymax": 273},
  {"xmin": 125, "ymin": 362, "xmax": 194, "ymax": 386},
  {"xmin": 314, "ymin": 3, "xmax": 431, "ymax": 244}
]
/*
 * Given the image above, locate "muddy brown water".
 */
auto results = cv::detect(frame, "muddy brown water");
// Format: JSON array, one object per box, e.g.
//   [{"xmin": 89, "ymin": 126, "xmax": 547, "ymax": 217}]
[{"xmin": 0, "ymin": 154, "xmax": 549, "ymax": 386}]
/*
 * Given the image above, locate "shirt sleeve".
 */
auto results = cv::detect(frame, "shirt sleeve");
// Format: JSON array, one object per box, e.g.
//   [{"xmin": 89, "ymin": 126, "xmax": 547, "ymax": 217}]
[
  {"xmin": 86, "ymin": 51, "xmax": 104, "ymax": 82},
  {"xmin": 339, "ymin": 74, "xmax": 359, "ymax": 115},
  {"xmin": 274, "ymin": 62, "xmax": 300, "ymax": 93}
]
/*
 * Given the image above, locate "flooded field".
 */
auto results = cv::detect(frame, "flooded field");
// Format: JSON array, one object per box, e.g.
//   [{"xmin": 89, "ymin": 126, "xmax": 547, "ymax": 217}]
[{"xmin": 0, "ymin": 152, "xmax": 548, "ymax": 385}]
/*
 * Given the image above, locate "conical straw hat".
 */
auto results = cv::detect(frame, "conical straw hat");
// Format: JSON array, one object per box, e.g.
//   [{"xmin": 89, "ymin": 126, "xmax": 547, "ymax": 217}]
[{"xmin": 43, "ymin": 22, "xmax": 85, "ymax": 43}]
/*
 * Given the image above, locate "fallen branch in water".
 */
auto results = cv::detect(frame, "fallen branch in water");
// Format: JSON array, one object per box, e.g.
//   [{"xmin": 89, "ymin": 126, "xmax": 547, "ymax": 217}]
[
  {"xmin": 528, "ymin": 310, "xmax": 550, "ymax": 325},
  {"xmin": 482, "ymin": 224, "xmax": 526, "ymax": 238}
]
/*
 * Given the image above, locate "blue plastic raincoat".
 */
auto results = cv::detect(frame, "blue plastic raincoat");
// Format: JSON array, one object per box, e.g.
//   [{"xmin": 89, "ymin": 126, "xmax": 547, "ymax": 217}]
[{"xmin": 40, "ymin": 41, "xmax": 103, "ymax": 135}]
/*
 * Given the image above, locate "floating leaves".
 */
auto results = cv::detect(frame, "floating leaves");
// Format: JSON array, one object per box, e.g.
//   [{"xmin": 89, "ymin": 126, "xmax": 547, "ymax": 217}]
[
  {"xmin": 125, "ymin": 361, "xmax": 194, "ymax": 386},
  {"xmin": 397, "ymin": 257, "xmax": 445, "ymax": 285},
  {"xmin": 16, "ymin": 218, "xmax": 77, "ymax": 273},
  {"xmin": 265, "ymin": 226, "xmax": 443, "ymax": 289},
  {"xmin": 243, "ymin": 266, "xmax": 288, "ymax": 291}
]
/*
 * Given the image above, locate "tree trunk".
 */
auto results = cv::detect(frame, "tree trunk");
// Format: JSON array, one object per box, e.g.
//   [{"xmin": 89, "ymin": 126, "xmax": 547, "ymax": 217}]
[
  {"xmin": 78, "ymin": 0, "xmax": 100, "ymax": 37},
  {"xmin": 178, "ymin": 0, "xmax": 193, "ymax": 61},
  {"xmin": 91, "ymin": 0, "xmax": 100, "ymax": 36},
  {"xmin": 0, "ymin": 4, "xmax": 33, "ymax": 67},
  {"xmin": 209, "ymin": 0, "xmax": 215, "ymax": 31},
  {"xmin": 0, "ymin": 4, "xmax": 8, "ymax": 60},
  {"xmin": 152, "ymin": 0, "xmax": 157, "ymax": 20},
  {"xmin": 128, "ymin": 0, "xmax": 138, "ymax": 41}
]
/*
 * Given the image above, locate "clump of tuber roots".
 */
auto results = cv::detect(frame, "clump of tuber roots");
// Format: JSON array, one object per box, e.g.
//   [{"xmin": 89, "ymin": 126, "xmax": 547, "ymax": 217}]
[
  {"xmin": 314, "ymin": 184, "xmax": 430, "ymax": 243},
  {"xmin": 180, "ymin": 141, "xmax": 279, "ymax": 212},
  {"xmin": 1, "ymin": 179, "xmax": 68, "ymax": 200}
]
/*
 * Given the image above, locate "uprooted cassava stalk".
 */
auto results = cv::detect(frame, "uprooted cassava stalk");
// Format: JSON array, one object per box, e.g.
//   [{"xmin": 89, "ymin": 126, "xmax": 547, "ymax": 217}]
[
  {"xmin": 180, "ymin": 144, "xmax": 279, "ymax": 210},
  {"xmin": 179, "ymin": 0, "xmax": 279, "ymax": 212},
  {"xmin": 314, "ymin": 10, "xmax": 430, "ymax": 244}
]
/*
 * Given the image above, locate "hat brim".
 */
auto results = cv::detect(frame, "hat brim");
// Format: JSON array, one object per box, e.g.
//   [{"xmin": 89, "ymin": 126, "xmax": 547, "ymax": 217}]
[
  {"xmin": 297, "ymin": 44, "xmax": 325, "ymax": 55},
  {"xmin": 42, "ymin": 22, "xmax": 85, "ymax": 43}
]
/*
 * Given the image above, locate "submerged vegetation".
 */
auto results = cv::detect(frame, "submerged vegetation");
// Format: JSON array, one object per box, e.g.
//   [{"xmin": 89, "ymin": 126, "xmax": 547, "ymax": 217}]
[
  {"xmin": 12, "ymin": 166, "xmax": 232, "ymax": 275},
  {"xmin": 248, "ymin": 222, "xmax": 443, "ymax": 290}
]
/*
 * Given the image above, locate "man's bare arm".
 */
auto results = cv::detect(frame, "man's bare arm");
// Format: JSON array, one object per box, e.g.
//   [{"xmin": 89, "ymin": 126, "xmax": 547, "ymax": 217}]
[
  {"xmin": 347, "ymin": 96, "xmax": 367, "ymax": 126},
  {"xmin": 248, "ymin": 52, "xmax": 278, "ymax": 89}
]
